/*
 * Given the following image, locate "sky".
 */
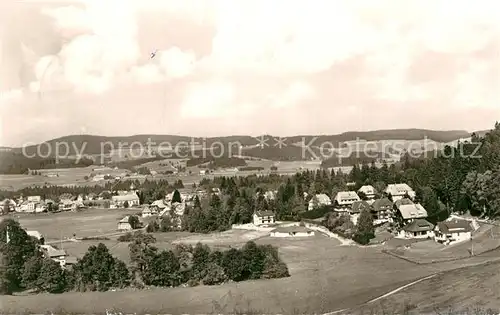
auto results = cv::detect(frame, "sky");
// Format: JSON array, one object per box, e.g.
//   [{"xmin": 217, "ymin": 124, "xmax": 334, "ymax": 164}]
[{"xmin": 0, "ymin": 0, "xmax": 499, "ymax": 147}]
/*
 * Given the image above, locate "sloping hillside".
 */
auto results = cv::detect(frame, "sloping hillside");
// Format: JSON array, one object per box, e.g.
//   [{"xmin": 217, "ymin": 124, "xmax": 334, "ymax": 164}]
[{"xmin": 353, "ymin": 260, "xmax": 500, "ymax": 314}]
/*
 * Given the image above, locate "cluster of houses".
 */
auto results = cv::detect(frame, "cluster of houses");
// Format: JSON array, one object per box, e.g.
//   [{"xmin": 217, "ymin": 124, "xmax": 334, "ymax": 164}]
[
  {"xmin": 251, "ymin": 183, "xmax": 476, "ymax": 245},
  {"xmin": 0, "ymin": 185, "xmax": 143, "ymax": 215},
  {"xmin": 118, "ymin": 189, "xmax": 211, "ymax": 231}
]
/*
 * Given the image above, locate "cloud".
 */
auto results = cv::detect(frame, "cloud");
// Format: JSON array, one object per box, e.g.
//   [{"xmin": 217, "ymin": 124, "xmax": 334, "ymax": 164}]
[
  {"xmin": 1, "ymin": 0, "xmax": 499, "ymax": 145},
  {"xmin": 180, "ymin": 80, "xmax": 234, "ymax": 118},
  {"xmin": 270, "ymin": 81, "xmax": 315, "ymax": 108}
]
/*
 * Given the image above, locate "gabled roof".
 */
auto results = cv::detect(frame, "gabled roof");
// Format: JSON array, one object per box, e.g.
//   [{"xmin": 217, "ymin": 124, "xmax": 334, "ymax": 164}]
[
  {"xmin": 40, "ymin": 245, "xmax": 67, "ymax": 258},
  {"xmin": 151, "ymin": 200, "xmax": 167, "ymax": 208},
  {"xmin": 394, "ymin": 198, "xmax": 414, "ymax": 209},
  {"xmin": 255, "ymin": 210, "xmax": 274, "ymax": 217},
  {"xmin": 336, "ymin": 191, "xmax": 360, "ymax": 200},
  {"xmin": 403, "ymin": 219, "xmax": 434, "ymax": 232},
  {"xmin": 112, "ymin": 193, "xmax": 139, "ymax": 202},
  {"xmin": 399, "ymin": 203, "xmax": 428, "ymax": 219},
  {"xmin": 314, "ymin": 194, "xmax": 332, "ymax": 204},
  {"xmin": 119, "ymin": 216, "xmax": 130, "ymax": 223},
  {"xmin": 371, "ymin": 198, "xmax": 393, "ymax": 212},
  {"xmin": 386, "ymin": 183, "xmax": 415, "ymax": 195},
  {"xmin": 351, "ymin": 200, "xmax": 371, "ymax": 213},
  {"xmin": 437, "ymin": 220, "xmax": 472, "ymax": 234},
  {"xmin": 358, "ymin": 185, "xmax": 375, "ymax": 193}
]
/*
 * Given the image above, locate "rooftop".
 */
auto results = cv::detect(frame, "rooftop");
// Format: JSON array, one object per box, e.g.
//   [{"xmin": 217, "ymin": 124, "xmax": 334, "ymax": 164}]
[
  {"xmin": 399, "ymin": 203, "xmax": 428, "ymax": 219},
  {"xmin": 403, "ymin": 219, "xmax": 434, "ymax": 232},
  {"xmin": 255, "ymin": 210, "xmax": 274, "ymax": 217},
  {"xmin": 437, "ymin": 220, "xmax": 472, "ymax": 234}
]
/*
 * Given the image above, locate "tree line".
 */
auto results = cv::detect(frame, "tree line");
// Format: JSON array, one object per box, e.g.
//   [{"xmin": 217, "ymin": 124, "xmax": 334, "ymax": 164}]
[{"xmin": 0, "ymin": 220, "xmax": 289, "ymax": 295}]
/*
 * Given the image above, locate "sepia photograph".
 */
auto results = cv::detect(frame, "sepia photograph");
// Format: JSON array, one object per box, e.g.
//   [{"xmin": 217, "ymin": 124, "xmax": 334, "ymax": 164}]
[{"xmin": 1, "ymin": 0, "xmax": 499, "ymax": 314}]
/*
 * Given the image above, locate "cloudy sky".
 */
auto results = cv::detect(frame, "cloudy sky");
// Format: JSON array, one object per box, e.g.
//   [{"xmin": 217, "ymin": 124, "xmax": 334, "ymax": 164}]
[{"xmin": 0, "ymin": 0, "xmax": 499, "ymax": 146}]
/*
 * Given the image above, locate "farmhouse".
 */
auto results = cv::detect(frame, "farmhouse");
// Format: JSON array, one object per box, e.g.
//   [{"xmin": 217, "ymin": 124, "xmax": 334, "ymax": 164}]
[
  {"xmin": 358, "ymin": 185, "xmax": 376, "ymax": 199},
  {"xmin": 398, "ymin": 219, "xmax": 435, "ymax": 239},
  {"xmin": 151, "ymin": 199, "xmax": 168, "ymax": 211},
  {"xmin": 40, "ymin": 245, "xmax": 68, "ymax": 268},
  {"xmin": 435, "ymin": 219, "xmax": 473, "ymax": 245},
  {"xmin": 270, "ymin": 226, "xmax": 315, "ymax": 238},
  {"xmin": 17, "ymin": 201, "xmax": 36, "ymax": 213},
  {"xmin": 112, "ymin": 193, "xmax": 140, "ymax": 207},
  {"xmin": 334, "ymin": 191, "xmax": 360, "ymax": 209},
  {"xmin": 253, "ymin": 210, "xmax": 275, "ymax": 226},
  {"xmin": 394, "ymin": 199, "xmax": 428, "ymax": 226},
  {"xmin": 385, "ymin": 183, "xmax": 416, "ymax": 201},
  {"xmin": 371, "ymin": 198, "xmax": 393, "ymax": 224},
  {"xmin": 308, "ymin": 194, "xmax": 332, "ymax": 211},
  {"xmin": 117, "ymin": 216, "xmax": 133, "ymax": 231}
]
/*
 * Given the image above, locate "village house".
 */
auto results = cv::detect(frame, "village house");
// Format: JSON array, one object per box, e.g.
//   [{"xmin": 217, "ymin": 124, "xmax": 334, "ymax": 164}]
[
  {"xmin": 393, "ymin": 199, "xmax": 428, "ymax": 227},
  {"xmin": 17, "ymin": 200, "xmax": 36, "ymax": 213},
  {"xmin": 40, "ymin": 245, "xmax": 69, "ymax": 268},
  {"xmin": 350, "ymin": 200, "xmax": 371, "ymax": 225},
  {"xmin": 308, "ymin": 194, "xmax": 332, "ymax": 211},
  {"xmin": 398, "ymin": 219, "xmax": 435, "ymax": 239},
  {"xmin": 270, "ymin": 226, "xmax": 315, "ymax": 238},
  {"xmin": 371, "ymin": 198, "xmax": 393, "ymax": 224},
  {"xmin": 358, "ymin": 185, "xmax": 376, "ymax": 199},
  {"xmin": 385, "ymin": 183, "xmax": 416, "ymax": 201},
  {"xmin": 142, "ymin": 206, "xmax": 156, "ymax": 218},
  {"xmin": 151, "ymin": 199, "xmax": 168, "ymax": 211},
  {"xmin": 117, "ymin": 216, "xmax": 133, "ymax": 231},
  {"xmin": 334, "ymin": 191, "xmax": 361, "ymax": 209},
  {"xmin": 434, "ymin": 219, "xmax": 473, "ymax": 245},
  {"xmin": 112, "ymin": 193, "xmax": 140, "ymax": 207},
  {"xmin": 253, "ymin": 210, "xmax": 276, "ymax": 226}
]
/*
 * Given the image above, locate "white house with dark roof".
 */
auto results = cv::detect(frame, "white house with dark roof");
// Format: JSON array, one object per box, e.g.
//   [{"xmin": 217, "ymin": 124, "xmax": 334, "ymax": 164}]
[
  {"xmin": 334, "ymin": 191, "xmax": 360, "ymax": 208},
  {"xmin": 253, "ymin": 211, "xmax": 275, "ymax": 226},
  {"xmin": 40, "ymin": 245, "xmax": 68, "ymax": 268},
  {"xmin": 358, "ymin": 185, "xmax": 376, "ymax": 199},
  {"xmin": 398, "ymin": 219, "xmax": 435, "ymax": 239},
  {"xmin": 434, "ymin": 219, "xmax": 473, "ymax": 245},
  {"xmin": 385, "ymin": 184, "xmax": 416, "ymax": 201}
]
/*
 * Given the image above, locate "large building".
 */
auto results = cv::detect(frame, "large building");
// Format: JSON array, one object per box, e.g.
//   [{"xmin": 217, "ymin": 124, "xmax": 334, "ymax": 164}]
[
  {"xmin": 334, "ymin": 191, "xmax": 360, "ymax": 208},
  {"xmin": 385, "ymin": 184, "xmax": 416, "ymax": 201},
  {"xmin": 112, "ymin": 193, "xmax": 140, "ymax": 207}
]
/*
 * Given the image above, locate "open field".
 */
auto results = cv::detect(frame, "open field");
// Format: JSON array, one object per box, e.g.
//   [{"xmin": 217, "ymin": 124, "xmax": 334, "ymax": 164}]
[
  {"xmin": 4, "ymin": 228, "xmax": 500, "ymax": 314},
  {"xmin": 13, "ymin": 208, "xmax": 140, "ymax": 241},
  {"xmin": 0, "ymin": 166, "xmax": 129, "ymax": 190},
  {"xmin": 353, "ymin": 259, "xmax": 500, "ymax": 314}
]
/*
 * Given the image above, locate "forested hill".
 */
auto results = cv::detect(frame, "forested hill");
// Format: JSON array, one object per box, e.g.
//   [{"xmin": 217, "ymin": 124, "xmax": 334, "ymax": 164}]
[{"xmin": 9, "ymin": 129, "xmax": 472, "ymax": 156}]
